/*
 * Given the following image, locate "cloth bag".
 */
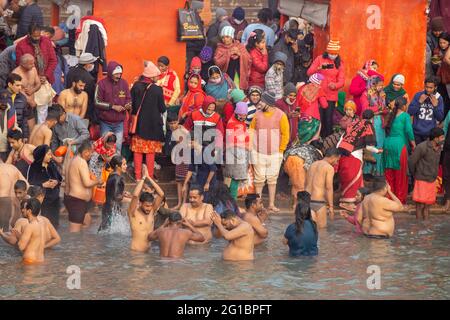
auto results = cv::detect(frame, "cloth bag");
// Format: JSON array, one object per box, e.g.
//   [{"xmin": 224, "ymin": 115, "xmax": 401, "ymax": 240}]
[{"xmin": 177, "ymin": 1, "xmax": 205, "ymax": 41}]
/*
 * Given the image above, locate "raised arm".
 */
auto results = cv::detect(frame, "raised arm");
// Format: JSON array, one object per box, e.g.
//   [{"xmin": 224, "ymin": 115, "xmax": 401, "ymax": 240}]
[
  {"xmin": 247, "ymin": 215, "xmax": 268, "ymax": 239},
  {"xmin": 128, "ymin": 178, "xmax": 146, "ymax": 218},
  {"xmin": 182, "ymin": 219, "xmax": 205, "ymax": 243},
  {"xmin": 210, "ymin": 212, "xmax": 246, "ymax": 241}
]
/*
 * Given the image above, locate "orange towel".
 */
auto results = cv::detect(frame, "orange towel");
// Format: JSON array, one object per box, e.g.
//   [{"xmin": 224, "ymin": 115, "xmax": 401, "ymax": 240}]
[{"xmin": 413, "ymin": 180, "xmax": 437, "ymax": 205}]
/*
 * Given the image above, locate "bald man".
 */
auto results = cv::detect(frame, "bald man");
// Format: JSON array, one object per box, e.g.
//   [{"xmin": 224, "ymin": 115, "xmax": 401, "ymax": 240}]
[{"xmin": 12, "ymin": 54, "xmax": 41, "ymax": 132}]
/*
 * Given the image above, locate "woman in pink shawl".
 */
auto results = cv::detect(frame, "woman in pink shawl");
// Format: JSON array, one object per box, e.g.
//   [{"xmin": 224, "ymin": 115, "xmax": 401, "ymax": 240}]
[{"xmin": 349, "ymin": 60, "xmax": 379, "ymax": 116}]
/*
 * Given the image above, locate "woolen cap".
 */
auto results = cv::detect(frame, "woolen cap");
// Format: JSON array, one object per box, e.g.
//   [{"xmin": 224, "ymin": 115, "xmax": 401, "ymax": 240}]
[{"xmin": 261, "ymin": 91, "xmax": 276, "ymax": 106}]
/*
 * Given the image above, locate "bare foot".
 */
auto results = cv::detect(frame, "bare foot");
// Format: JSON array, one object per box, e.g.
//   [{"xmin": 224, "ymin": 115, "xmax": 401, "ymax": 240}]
[{"xmin": 268, "ymin": 206, "xmax": 280, "ymax": 213}]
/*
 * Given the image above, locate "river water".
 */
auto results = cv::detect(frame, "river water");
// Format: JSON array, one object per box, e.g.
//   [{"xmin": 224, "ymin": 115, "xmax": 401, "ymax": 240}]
[{"xmin": 0, "ymin": 215, "xmax": 449, "ymax": 300}]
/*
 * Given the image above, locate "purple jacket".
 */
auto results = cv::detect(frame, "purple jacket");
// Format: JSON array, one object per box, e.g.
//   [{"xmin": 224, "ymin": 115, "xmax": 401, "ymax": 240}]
[{"xmin": 95, "ymin": 61, "xmax": 131, "ymax": 124}]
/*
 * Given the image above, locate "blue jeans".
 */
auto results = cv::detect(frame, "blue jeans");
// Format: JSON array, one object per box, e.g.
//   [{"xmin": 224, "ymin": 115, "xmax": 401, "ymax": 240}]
[{"xmin": 100, "ymin": 121, "xmax": 123, "ymax": 153}]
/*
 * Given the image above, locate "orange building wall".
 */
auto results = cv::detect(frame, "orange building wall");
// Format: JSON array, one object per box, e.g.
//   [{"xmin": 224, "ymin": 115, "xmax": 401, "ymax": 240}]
[
  {"xmin": 314, "ymin": 0, "xmax": 427, "ymax": 97},
  {"xmin": 93, "ymin": 0, "xmax": 186, "ymax": 87}
]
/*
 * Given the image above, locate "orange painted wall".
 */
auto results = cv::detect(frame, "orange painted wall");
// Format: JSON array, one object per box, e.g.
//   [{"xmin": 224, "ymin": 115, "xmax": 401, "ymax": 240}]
[
  {"xmin": 314, "ymin": 0, "xmax": 427, "ymax": 97},
  {"xmin": 93, "ymin": 0, "xmax": 186, "ymax": 87}
]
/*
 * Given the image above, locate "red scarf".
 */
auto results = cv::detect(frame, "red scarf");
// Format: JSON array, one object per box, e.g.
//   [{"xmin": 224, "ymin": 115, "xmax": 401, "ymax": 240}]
[{"xmin": 158, "ymin": 69, "xmax": 177, "ymax": 104}]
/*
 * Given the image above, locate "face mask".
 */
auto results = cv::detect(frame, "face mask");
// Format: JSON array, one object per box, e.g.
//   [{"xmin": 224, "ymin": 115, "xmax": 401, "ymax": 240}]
[
  {"xmin": 234, "ymin": 19, "xmax": 244, "ymax": 25},
  {"xmin": 286, "ymin": 97, "xmax": 296, "ymax": 105},
  {"xmin": 192, "ymin": 68, "xmax": 201, "ymax": 74},
  {"xmin": 86, "ymin": 65, "xmax": 95, "ymax": 72},
  {"xmin": 209, "ymin": 77, "xmax": 221, "ymax": 84},
  {"xmin": 328, "ymin": 54, "xmax": 338, "ymax": 60}
]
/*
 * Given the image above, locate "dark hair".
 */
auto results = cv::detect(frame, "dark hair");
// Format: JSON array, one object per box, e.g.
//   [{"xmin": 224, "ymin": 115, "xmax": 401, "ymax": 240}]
[
  {"xmin": 72, "ymin": 75, "xmax": 86, "ymax": 85},
  {"xmin": 207, "ymin": 183, "xmax": 234, "ymax": 206},
  {"xmin": 358, "ymin": 187, "xmax": 371, "ymax": 197},
  {"xmin": 189, "ymin": 185, "xmax": 204, "ymax": 196},
  {"xmin": 14, "ymin": 180, "xmax": 27, "ymax": 191},
  {"xmin": 109, "ymin": 155, "xmax": 124, "ymax": 170},
  {"xmin": 223, "ymin": 209, "xmax": 237, "ymax": 220},
  {"xmin": 362, "ymin": 60, "xmax": 378, "ymax": 69},
  {"xmin": 46, "ymin": 105, "xmax": 61, "ymax": 121},
  {"xmin": 7, "ymin": 73, "xmax": 22, "ymax": 86},
  {"xmin": 139, "ymin": 192, "xmax": 154, "ymax": 203},
  {"xmin": 157, "ymin": 56, "xmax": 170, "ymax": 66},
  {"xmin": 425, "ymin": 76, "xmax": 440, "ymax": 86},
  {"xmin": 167, "ymin": 113, "xmax": 179, "ymax": 123},
  {"xmin": 257, "ymin": 8, "xmax": 273, "ymax": 24},
  {"xmin": 429, "ymin": 127, "xmax": 445, "ymax": 140},
  {"xmin": 244, "ymin": 193, "xmax": 260, "ymax": 209},
  {"xmin": 324, "ymin": 147, "xmax": 341, "ymax": 158},
  {"xmin": 7, "ymin": 128, "xmax": 23, "ymax": 141},
  {"xmin": 362, "ymin": 109, "xmax": 375, "ymax": 120},
  {"xmin": 24, "ymin": 198, "xmax": 41, "ymax": 217},
  {"xmin": 78, "ymin": 140, "xmax": 92, "ymax": 154},
  {"xmin": 28, "ymin": 24, "xmax": 42, "ymax": 35},
  {"xmin": 372, "ymin": 177, "xmax": 387, "ymax": 192},
  {"xmin": 310, "ymin": 139, "xmax": 324, "ymax": 153},
  {"xmin": 42, "ymin": 26, "xmax": 55, "ymax": 36},
  {"xmin": 439, "ymin": 32, "xmax": 450, "ymax": 43},
  {"xmin": 322, "ymin": 52, "xmax": 341, "ymax": 69},
  {"xmin": 288, "ymin": 19, "xmax": 299, "ymax": 30},
  {"xmin": 106, "ymin": 134, "xmax": 117, "ymax": 144},
  {"xmin": 385, "ymin": 97, "xmax": 407, "ymax": 136},
  {"xmin": 28, "ymin": 185, "xmax": 45, "ymax": 198},
  {"xmin": 208, "ymin": 65, "xmax": 222, "ymax": 78},
  {"xmin": 294, "ymin": 191, "xmax": 317, "ymax": 235},
  {"xmin": 169, "ymin": 212, "xmax": 182, "ymax": 223},
  {"xmin": 246, "ymin": 29, "xmax": 265, "ymax": 52},
  {"xmin": 51, "ymin": 103, "xmax": 64, "ymax": 115}
]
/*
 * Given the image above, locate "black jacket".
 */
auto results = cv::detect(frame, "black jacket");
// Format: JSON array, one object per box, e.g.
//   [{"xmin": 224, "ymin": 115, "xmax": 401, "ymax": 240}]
[
  {"xmin": 28, "ymin": 161, "xmax": 62, "ymax": 201},
  {"xmin": 85, "ymin": 24, "xmax": 107, "ymax": 77},
  {"xmin": 131, "ymin": 81, "xmax": 166, "ymax": 142}
]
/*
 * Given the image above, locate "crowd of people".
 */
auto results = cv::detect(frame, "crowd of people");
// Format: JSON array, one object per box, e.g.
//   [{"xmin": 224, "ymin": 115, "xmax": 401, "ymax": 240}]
[{"xmin": 0, "ymin": 3, "xmax": 450, "ymax": 264}]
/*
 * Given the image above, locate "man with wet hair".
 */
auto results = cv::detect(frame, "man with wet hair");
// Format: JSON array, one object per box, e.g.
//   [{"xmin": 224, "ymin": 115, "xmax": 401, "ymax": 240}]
[
  {"xmin": 362, "ymin": 177, "xmax": 405, "ymax": 239},
  {"xmin": 211, "ymin": 209, "xmax": 255, "ymax": 261},
  {"xmin": 305, "ymin": 147, "xmax": 341, "ymax": 228},
  {"xmin": 179, "ymin": 185, "xmax": 214, "ymax": 244},
  {"xmin": 29, "ymin": 104, "xmax": 60, "ymax": 146},
  {"xmin": 128, "ymin": 165, "xmax": 165, "ymax": 252},
  {"xmin": 243, "ymin": 194, "xmax": 268, "ymax": 245},
  {"xmin": 148, "ymin": 212, "xmax": 205, "ymax": 258}
]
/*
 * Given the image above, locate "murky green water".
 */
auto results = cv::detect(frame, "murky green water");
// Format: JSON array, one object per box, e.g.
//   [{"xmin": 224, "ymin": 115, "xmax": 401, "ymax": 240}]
[{"xmin": 0, "ymin": 215, "xmax": 449, "ymax": 300}]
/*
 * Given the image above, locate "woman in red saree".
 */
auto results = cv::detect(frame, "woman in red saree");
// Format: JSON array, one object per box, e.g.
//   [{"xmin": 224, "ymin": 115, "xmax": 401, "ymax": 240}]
[{"xmin": 337, "ymin": 109, "xmax": 381, "ymax": 211}]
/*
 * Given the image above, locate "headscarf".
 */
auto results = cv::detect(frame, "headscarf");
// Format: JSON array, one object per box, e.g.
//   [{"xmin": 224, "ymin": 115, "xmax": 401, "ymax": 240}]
[
  {"xmin": 357, "ymin": 59, "xmax": 376, "ymax": 81},
  {"xmin": 93, "ymin": 136, "xmax": 117, "ymax": 158},
  {"xmin": 384, "ymin": 74, "xmax": 407, "ymax": 103},
  {"xmin": 32, "ymin": 145, "xmax": 50, "ymax": 165},
  {"xmin": 366, "ymin": 74, "xmax": 386, "ymax": 111},
  {"xmin": 189, "ymin": 57, "xmax": 202, "ymax": 73},
  {"xmin": 205, "ymin": 66, "xmax": 232, "ymax": 100},
  {"xmin": 199, "ymin": 96, "xmax": 217, "ymax": 118},
  {"xmin": 181, "ymin": 74, "xmax": 206, "ymax": 112}
]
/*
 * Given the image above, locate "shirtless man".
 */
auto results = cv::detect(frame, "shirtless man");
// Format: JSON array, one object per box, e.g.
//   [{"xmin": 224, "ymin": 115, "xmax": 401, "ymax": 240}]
[
  {"xmin": 0, "ymin": 198, "xmax": 60, "ymax": 249},
  {"xmin": 211, "ymin": 210, "xmax": 255, "ymax": 261},
  {"xmin": 128, "ymin": 165, "xmax": 165, "ymax": 252},
  {"xmin": 179, "ymin": 186, "xmax": 213, "ymax": 244},
  {"xmin": 57, "ymin": 77, "xmax": 88, "ymax": 119},
  {"xmin": 6, "ymin": 129, "xmax": 35, "ymax": 177},
  {"xmin": 12, "ymin": 54, "xmax": 41, "ymax": 132},
  {"xmin": 242, "ymin": 194, "xmax": 269, "ymax": 245},
  {"xmin": 17, "ymin": 198, "xmax": 46, "ymax": 265},
  {"xmin": 64, "ymin": 140, "xmax": 102, "ymax": 233},
  {"xmin": 362, "ymin": 178, "xmax": 405, "ymax": 239},
  {"xmin": 0, "ymin": 160, "xmax": 28, "ymax": 230},
  {"xmin": 29, "ymin": 105, "xmax": 60, "ymax": 146},
  {"xmin": 148, "ymin": 212, "xmax": 205, "ymax": 258},
  {"xmin": 305, "ymin": 147, "xmax": 341, "ymax": 229}
]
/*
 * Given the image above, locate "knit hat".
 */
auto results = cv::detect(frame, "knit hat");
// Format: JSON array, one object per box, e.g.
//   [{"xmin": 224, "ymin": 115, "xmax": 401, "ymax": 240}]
[
  {"xmin": 261, "ymin": 91, "xmax": 276, "ymax": 106},
  {"xmin": 327, "ymin": 39, "xmax": 341, "ymax": 55},
  {"xmin": 200, "ymin": 46, "xmax": 213, "ymax": 62},
  {"xmin": 431, "ymin": 16, "xmax": 445, "ymax": 32},
  {"xmin": 344, "ymin": 100, "xmax": 357, "ymax": 112},
  {"xmin": 309, "ymin": 73, "xmax": 324, "ymax": 85},
  {"xmin": 216, "ymin": 8, "xmax": 228, "ymax": 21},
  {"xmin": 219, "ymin": 20, "xmax": 232, "ymax": 35},
  {"xmin": 230, "ymin": 89, "xmax": 246, "ymax": 103},
  {"xmin": 284, "ymin": 82, "xmax": 297, "ymax": 96},
  {"xmin": 248, "ymin": 86, "xmax": 263, "ymax": 96},
  {"xmin": 112, "ymin": 66, "xmax": 123, "ymax": 75},
  {"xmin": 221, "ymin": 25, "xmax": 235, "ymax": 38},
  {"xmin": 273, "ymin": 51, "xmax": 288, "ymax": 65},
  {"xmin": 232, "ymin": 7, "xmax": 245, "ymax": 21},
  {"xmin": 392, "ymin": 74, "xmax": 405, "ymax": 85},
  {"xmin": 143, "ymin": 61, "xmax": 161, "ymax": 78},
  {"xmin": 190, "ymin": 57, "xmax": 202, "ymax": 69},
  {"xmin": 235, "ymin": 102, "xmax": 248, "ymax": 115}
]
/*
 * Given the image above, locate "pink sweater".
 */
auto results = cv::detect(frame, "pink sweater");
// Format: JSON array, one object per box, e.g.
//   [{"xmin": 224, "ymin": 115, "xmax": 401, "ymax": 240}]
[{"xmin": 307, "ymin": 55, "xmax": 345, "ymax": 102}]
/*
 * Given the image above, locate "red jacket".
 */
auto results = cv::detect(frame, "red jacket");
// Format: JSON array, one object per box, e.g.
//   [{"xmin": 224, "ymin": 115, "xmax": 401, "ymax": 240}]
[
  {"xmin": 248, "ymin": 48, "xmax": 268, "ymax": 89},
  {"xmin": 307, "ymin": 55, "xmax": 345, "ymax": 102},
  {"xmin": 214, "ymin": 41, "xmax": 252, "ymax": 90},
  {"xmin": 16, "ymin": 36, "xmax": 57, "ymax": 84}
]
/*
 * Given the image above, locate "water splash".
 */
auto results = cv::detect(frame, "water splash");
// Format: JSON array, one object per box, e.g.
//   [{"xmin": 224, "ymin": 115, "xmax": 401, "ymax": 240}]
[{"xmin": 102, "ymin": 203, "xmax": 130, "ymax": 234}]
